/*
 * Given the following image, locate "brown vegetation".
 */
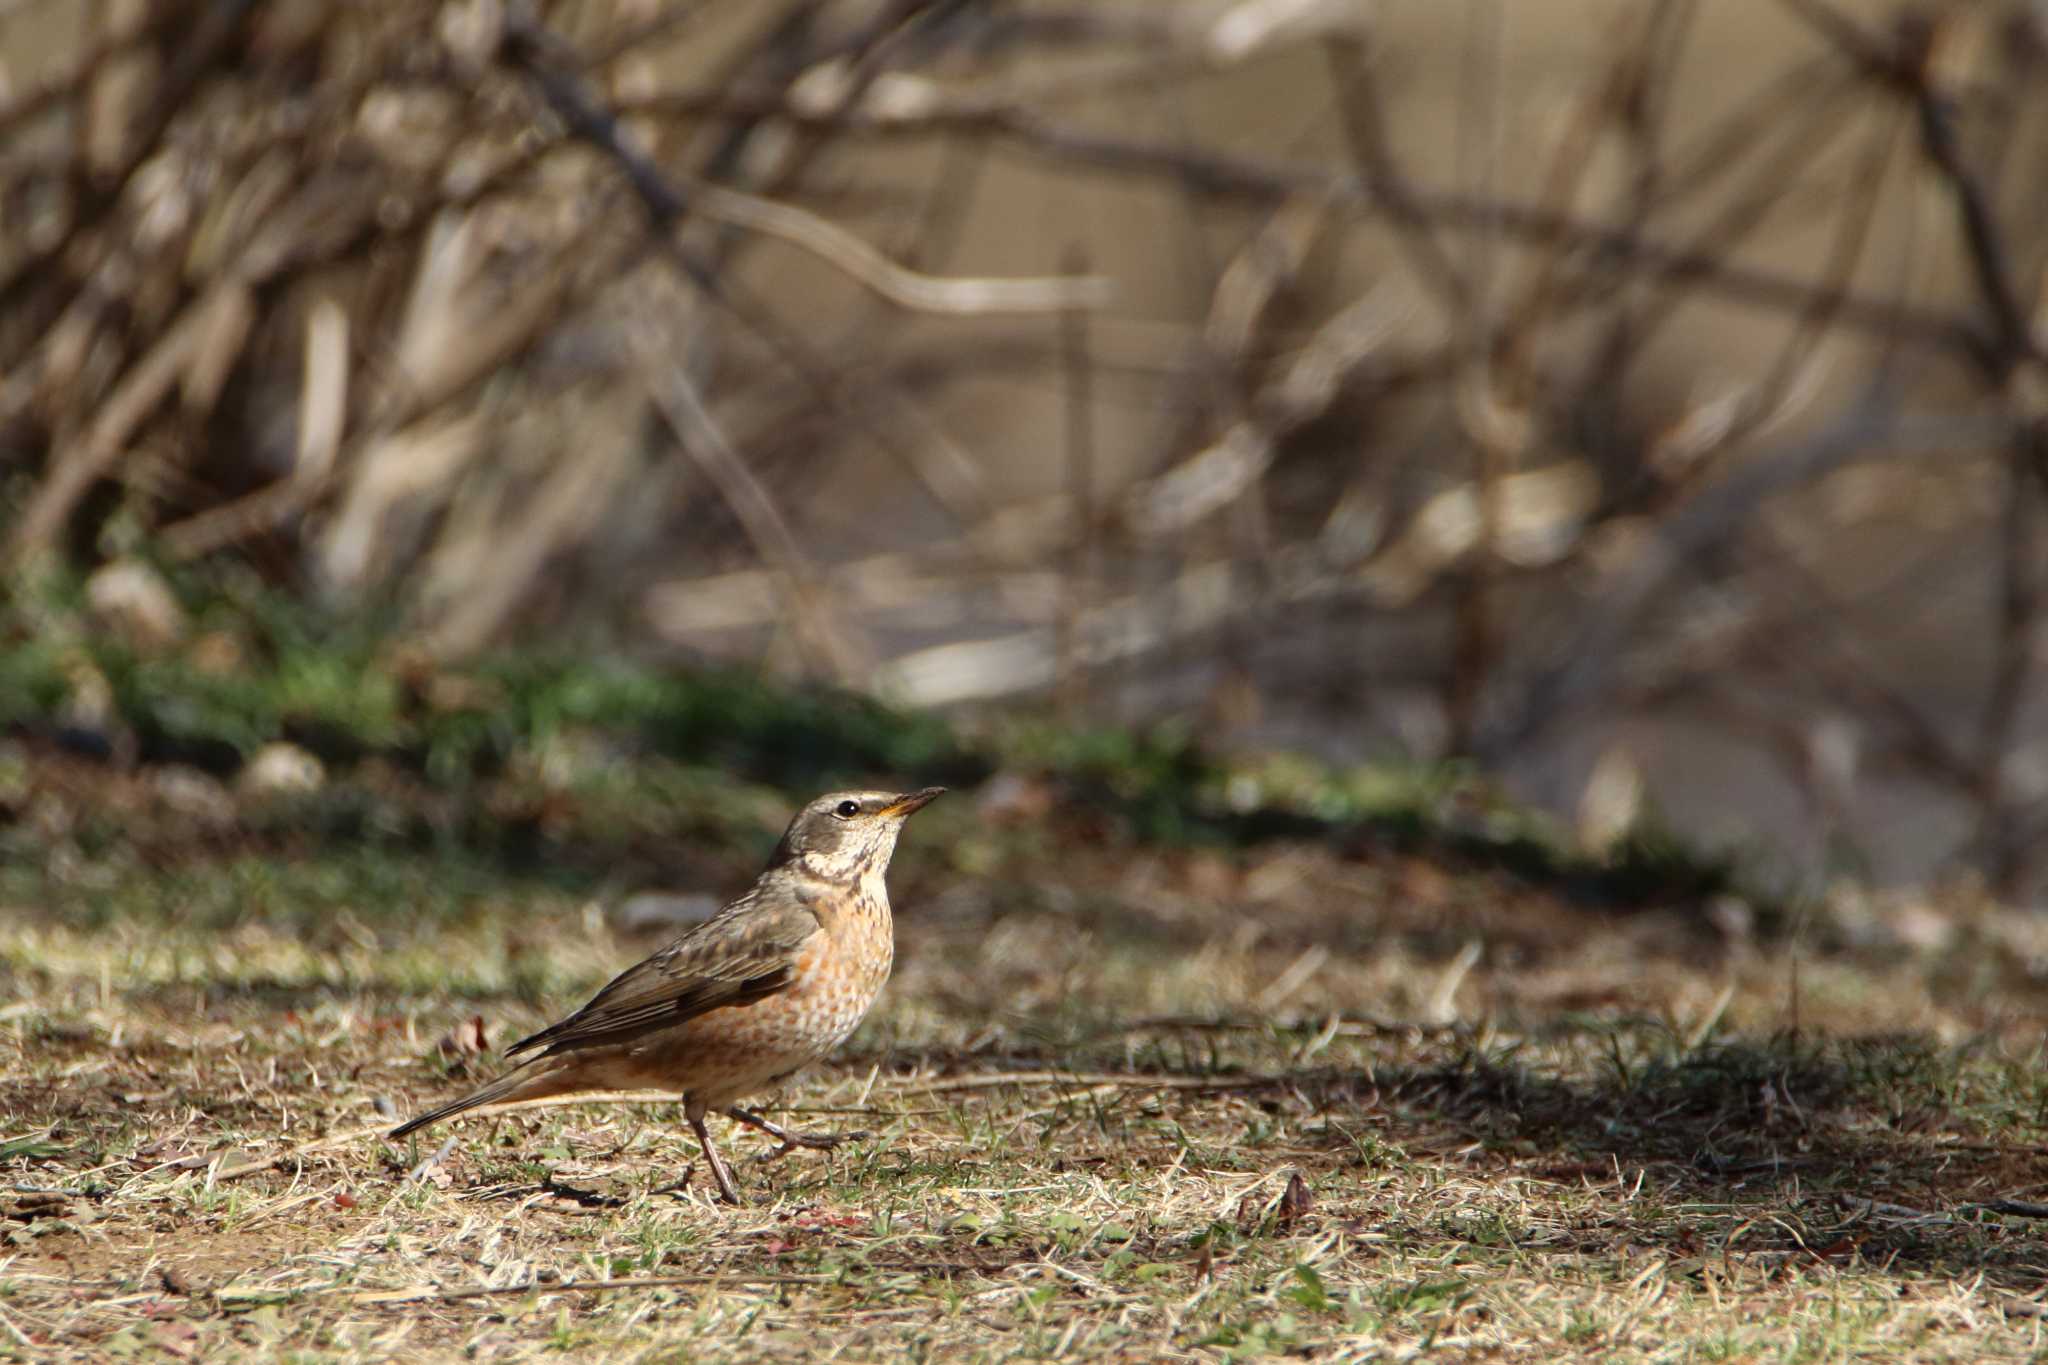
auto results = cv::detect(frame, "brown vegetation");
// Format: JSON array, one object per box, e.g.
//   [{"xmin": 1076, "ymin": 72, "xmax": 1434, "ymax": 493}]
[
  {"xmin": 7, "ymin": 1, "xmax": 2046, "ymax": 893},
  {"xmin": 5, "ymin": 759, "xmax": 2048, "ymax": 1359}
]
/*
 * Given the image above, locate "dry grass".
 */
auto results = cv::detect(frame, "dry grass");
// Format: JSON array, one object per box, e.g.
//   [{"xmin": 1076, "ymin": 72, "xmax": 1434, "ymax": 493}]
[{"xmin": 6, "ymin": 788, "xmax": 2048, "ymax": 1361}]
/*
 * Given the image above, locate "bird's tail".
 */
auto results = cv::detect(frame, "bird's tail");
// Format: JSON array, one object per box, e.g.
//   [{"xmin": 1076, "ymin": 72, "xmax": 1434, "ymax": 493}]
[{"xmin": 389, "ymin": 1060, "xmax": 580, "ymax": 1140}]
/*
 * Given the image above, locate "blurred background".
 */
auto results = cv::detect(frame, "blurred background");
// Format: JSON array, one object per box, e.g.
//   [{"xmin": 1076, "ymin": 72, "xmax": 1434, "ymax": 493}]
[{"xmin": 4, "ymin": 0, "xmax": 2046, "ymax": 901}]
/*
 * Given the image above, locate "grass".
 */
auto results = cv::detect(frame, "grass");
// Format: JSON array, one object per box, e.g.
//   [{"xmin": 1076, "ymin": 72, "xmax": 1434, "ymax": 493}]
[
  {"xmin": 5, "ymin": 581, "xmax": 2048, "ymax": 1358},
  {"xmin": 6, "ymin": 748, "xmax": 2048, "ymax": 1361}
]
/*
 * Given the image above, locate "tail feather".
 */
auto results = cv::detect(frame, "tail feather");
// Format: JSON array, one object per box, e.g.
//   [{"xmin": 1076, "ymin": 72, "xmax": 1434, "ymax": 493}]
[{"xmin": 389, "ymin": 1061, "xmax": 571, "ymax": 1140}]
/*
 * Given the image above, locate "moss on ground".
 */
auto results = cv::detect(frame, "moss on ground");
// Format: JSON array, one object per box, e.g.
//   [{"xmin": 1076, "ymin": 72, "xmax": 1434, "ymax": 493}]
[{"xmin": 4, "ymin": 564, "xmax": 1756, "ymax": 928}]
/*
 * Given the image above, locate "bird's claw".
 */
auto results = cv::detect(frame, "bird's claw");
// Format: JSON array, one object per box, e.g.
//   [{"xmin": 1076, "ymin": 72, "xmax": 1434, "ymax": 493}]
[{"xmin": 752, "ymin": 1128, "xmax": 869, "ymax": 1164}]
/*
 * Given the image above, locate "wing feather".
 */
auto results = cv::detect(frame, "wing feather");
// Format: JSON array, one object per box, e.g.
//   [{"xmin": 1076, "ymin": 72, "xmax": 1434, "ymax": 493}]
[{"xmin": 505, "ymin": 886, "xmax": 821, "ymax": 1059}]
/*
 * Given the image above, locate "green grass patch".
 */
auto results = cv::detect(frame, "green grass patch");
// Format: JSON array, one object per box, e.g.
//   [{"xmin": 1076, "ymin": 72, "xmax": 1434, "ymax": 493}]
[{"xmin": 2, "ymin": 564, "xmax": 1770, "ymax": 924}]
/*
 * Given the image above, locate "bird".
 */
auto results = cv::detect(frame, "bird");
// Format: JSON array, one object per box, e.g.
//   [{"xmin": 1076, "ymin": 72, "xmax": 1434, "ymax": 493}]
[{"xmin": 390, "ymin": 786, "xmax": 944, "ymax": 1204}]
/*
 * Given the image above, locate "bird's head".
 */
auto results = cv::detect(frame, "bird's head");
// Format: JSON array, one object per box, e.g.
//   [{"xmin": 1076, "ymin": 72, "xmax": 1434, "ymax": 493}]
[{"xmin": 771, "ymin": 787, "xmax": 945, "ymax": 881}]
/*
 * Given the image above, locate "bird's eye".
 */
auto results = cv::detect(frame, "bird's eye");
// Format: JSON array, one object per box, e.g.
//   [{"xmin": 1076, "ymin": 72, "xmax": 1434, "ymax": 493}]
[{"xmin": 834, "ymin": 799, "xmax": 861, "ymax": 819}]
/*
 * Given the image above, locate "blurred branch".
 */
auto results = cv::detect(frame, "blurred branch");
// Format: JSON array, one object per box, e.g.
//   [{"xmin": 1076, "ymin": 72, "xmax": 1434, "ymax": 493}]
[
  {"xmin": 7, "ymin": 283, "xmax": 246, "ymax": 568},
  {"xmin": 1735, "ymin": 529, "xmax": 1982, "ymax": 794},
  {"xmin": 39, "ymin": 0, "xmax": 248, "ymax": 208},
  {"xmin": 628, "ymin": 307, "xmax": 871, "ymax": 685},
  {"xmin": 1977, "ymin": 457, "xmax": 2043, "ymax": 891},
  {"xmin": 1475, "ymin": 397, "xmax": 2017, "ymax": 761},
  {"xmin": 0, "ymin": 0, "xmax": 248, "ymax": 370},
  {"xmin": 631, "ymin": 88, "xmax": 1983, "ymax": 354},
  {"xmin": 7, "ymin": 0, "xmax": 2048, "ymax": 893},
  {"xmin": 1615, "ymin": 91, "xmax": 1904, "ymax": 500},
  {"xmin": 157, "ymin": 297, "xmax": 346, "ymax": 560},
  {"xmin": 687, "ymin": 180, "xmax": 1111, "ymax": 315},
  {"xmin": 1780, "ymin": 0, "xmax": 2048, "ymax": 887},
  {"xmin": 1322, "ymin": 34, "xmax": 1472, "ymax": 322},
  {"xmin": 1555, "ymin": 68, "xmax": 1864, "ymax": 401},
  {"xmin": 1778, "ymin": 0, "xmax": 2037, "ymax": 375},
  {"xmin": 500, "ymin": 6, "xmax": 996, "ymax": 528},
  {"xmin": 1123, "ymin": 281, "xmax": 1408, "ymax": 538},
  {"xmin": 1123, "ymin": 197, "xmax": 1332, "ymax": 537},
  {"xmin": 1057, "ymin": 242, "xmax": 1097, "ymax": 714},
  {"xmin": 579, "ymin": 1, "xmax": 716, "ymax": 70},
  {"xmin": 1496, "ymin": 0, "xmax": 1682, "ymax": 372},
  {"xmin": 509, "ymin": 11, "xmax": 1109, "ymax": 315},
  {"xmin": 1444, "ymin": 0, "xmax": 1510, "ymax": 756},
  {"xmin": 0, "ymin": 0, "xmax": 175, "ymax": 139}
]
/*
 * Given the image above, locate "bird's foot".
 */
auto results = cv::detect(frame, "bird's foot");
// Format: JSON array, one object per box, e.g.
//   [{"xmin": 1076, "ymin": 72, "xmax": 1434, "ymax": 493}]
[
  {"xmin": 727, "ymin": 1106, "xmax": 868, "ymax": 1162},
  {"xmin": 755, "ymin": 1127, "xmax": 869, "ymax": 1163}
]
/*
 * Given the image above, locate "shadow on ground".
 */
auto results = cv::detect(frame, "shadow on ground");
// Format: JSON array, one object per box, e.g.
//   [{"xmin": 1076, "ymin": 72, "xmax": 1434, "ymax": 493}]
[{"xmin": 860, "ymin": 1029, "xmax": 2048, "ymax": 1292}]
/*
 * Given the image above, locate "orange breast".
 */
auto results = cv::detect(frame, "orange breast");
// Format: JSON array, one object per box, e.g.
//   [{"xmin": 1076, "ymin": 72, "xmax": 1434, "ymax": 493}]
[{"xmin": 623, "ymin": 898, "xmax": 894, "ymax": 1105}]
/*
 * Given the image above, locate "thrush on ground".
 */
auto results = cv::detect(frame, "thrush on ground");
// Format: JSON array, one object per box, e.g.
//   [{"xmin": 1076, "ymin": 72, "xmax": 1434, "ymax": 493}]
[{"xmin": 390, "ymin": 787, "xmax": 943, "ymax": 1203}]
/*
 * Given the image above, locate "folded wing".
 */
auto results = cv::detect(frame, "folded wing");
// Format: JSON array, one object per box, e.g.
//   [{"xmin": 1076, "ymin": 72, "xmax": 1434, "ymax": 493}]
[{"xmin": 505, "ymin": 891, "xmax": 821, "ymax": 1059}]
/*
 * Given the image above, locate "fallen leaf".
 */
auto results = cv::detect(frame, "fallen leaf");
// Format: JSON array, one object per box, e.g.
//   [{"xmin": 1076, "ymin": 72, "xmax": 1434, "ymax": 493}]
[
  {"xmin": 436, "ymin": 1014, "xmax": 490, "ymax": 1059},
  {"xmin": 790, "ymin": 1208, "xmax": 866, "ymax": 1230},
  {"xmin": 1276, "ymin": 1171, "xmax": 1313, "ymax": 1227},
  {"xmin": 1238, "ymin": 1170, "xmax": 1312, "ymax": 1233}
]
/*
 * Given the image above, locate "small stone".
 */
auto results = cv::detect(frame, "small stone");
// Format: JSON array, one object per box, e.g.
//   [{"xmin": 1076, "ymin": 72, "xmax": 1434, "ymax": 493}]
[
  {"xmin": 85, "ymin": 560, "xmax": 186, "ymax": 653},
  {"xmin": 237, "ymin": 742, "xmax": 325, "ymax": 797},
  {"xmin": 1706, "ymin": 896, "xmax": 1754, "ymax": 943},
  {"xmin": 1577, "ymin": 744, "xmax": 1645, "ymax": 856},
  {"xmin": 150, "ymin": 766, "xmax": 236, "ymax": 828},
  {"xmin": 1888, "ymin": 902, "xmax": 1955, "ymax": 953}
]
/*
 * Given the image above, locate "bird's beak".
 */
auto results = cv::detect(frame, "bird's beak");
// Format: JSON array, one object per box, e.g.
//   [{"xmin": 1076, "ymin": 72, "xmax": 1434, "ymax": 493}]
[{"xmin": 881, "ymin": 786, "xmax": 946, "ymax": 818}]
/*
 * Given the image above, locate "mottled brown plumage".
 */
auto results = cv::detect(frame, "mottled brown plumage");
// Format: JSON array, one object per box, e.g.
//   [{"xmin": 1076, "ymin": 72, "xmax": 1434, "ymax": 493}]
[{"xmin": 391, "ymin": 787, "xmax": 943, "ymax": 1203}]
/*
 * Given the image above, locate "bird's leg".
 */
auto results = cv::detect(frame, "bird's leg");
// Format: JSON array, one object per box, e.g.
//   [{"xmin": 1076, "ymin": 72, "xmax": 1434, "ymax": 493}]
[
  {"xmin": 727, "ymin": 1106, "xmax": 869, "ymax": 1162},
  {"xmin": 687, "ymin": 1103, "xmax": 744, "ymax": 1204}
]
